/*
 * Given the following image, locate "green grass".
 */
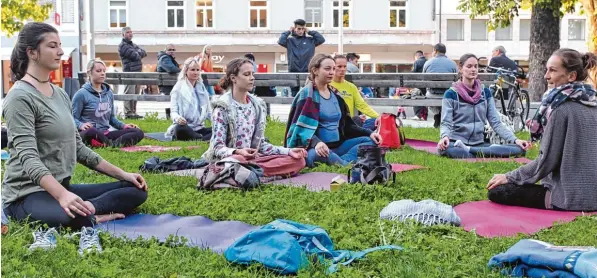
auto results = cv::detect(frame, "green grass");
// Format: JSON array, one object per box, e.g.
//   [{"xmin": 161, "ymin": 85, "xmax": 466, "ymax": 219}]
[{"xmin": 2, "ymin": 117, "xmax": 595, "ymax": 278}]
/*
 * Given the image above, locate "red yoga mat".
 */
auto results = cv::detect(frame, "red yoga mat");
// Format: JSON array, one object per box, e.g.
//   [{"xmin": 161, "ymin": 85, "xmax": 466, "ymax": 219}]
[{"xmin": 454, "ymin": 200, "xmax": 594, "ymax": 238}]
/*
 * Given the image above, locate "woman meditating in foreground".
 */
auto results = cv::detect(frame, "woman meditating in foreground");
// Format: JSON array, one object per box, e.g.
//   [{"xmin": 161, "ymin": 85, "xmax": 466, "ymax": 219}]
[
  {"xmin": 285, "ymin": 53, "xmax": 382, "ymax": 167},
  {"xmin": 487, "ymin": 48, "xmax": 597, "ymax": 211},
  {"xmin": 202, "ymin": 58, "xmax": 306, "ymax": 176},
  {"xmin": 73, "ymin": 59, "xmax": 144, "ymax": 147},
  {"xmin": 3, "ymin": 23, "xmax": 147, "ymax": 236},
  {"xmin": 165, "ymin": 57, "xmax": 212, "ymax": 141},
  {"xmin": 437, "ymin": 53, "xmax": 531, "ymax": 158}
]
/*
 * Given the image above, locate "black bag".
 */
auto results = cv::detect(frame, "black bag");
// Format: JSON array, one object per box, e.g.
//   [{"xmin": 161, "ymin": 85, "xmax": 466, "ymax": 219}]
[{"xmin": 348, "ymin": 145, "xmax": 395, "ymax": 185}]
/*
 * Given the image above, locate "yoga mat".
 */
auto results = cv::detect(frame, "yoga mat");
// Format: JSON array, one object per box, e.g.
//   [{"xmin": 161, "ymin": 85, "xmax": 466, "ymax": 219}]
[
  {"xmin": 120, "ymin": 145, "xmax": 202, "ymax": 153},
  {"xmin": 405, "ymin": 139, "xmax": 439, "ymax": 154},
  {"xmin": 145, "ymin": 132, "xmax": 172, "ymax": 142},
  {"xmin": 97, "ymin": 214, "xmax": 258, "ymax": 253},
  {"xmin": 454, "ymin": 200, "xmax": 594, "ymax": 238},
  {"xmin": 405, "ymin": 139, "xmax": 531, "ymax": 163}
]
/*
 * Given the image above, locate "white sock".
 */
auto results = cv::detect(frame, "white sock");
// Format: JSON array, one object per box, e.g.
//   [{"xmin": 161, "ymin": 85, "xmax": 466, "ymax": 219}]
[{"xmin": 454, "ymin": 140, "xmax": 471, "ymax": 152}]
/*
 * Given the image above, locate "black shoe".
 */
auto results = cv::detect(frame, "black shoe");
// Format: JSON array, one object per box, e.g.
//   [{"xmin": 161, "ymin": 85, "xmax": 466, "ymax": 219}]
[{"xmin": 125, "ymin": 114, "xmax": 143, "ymax": 120}]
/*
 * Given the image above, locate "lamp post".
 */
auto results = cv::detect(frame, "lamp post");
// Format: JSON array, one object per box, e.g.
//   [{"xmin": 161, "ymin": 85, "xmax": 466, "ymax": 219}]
[{"xmin": 338, "ymin": 1, "xmax": 344, "ymax": 54}]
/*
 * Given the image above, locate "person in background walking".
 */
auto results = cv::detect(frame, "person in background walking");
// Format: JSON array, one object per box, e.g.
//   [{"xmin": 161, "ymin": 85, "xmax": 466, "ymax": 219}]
[
  {"xmin": 423, "ymin": 43, "xmax": 457, "ymax": 128},
  {"xmin": 156, "ymin": 44, "xmax": 181, "ymax": 95},
  {"xmin": 278, "ymin": 19, "xmax": 325, "ymax": 97},
  {"xmin": 411, "ymin": 50, "xmax": 428, "ymax": 121},
  {"xmin": 118, "ymin": 27, "xmax": 146, "ymax": 119},
  {"xmin": 346, "ymin": 53, "xmax": 360, "ymax": 73}
]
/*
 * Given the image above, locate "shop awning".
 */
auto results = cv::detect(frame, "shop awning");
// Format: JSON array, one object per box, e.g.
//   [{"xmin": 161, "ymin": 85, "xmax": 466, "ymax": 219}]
[{"xmin": 1, "ymin": 47, "xmax": 76, "ymax": 60}]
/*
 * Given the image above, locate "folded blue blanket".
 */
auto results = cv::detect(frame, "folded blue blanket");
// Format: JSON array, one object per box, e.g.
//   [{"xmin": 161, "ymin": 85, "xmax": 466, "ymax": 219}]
[{"xmin": 489, "ymin": 239, "xmax": 596, "ymax": 278}]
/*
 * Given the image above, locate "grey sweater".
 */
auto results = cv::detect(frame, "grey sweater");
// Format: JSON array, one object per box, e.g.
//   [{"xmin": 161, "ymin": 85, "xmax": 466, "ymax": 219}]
[
  {"xmin": 506, "ymin": 102, "xmax": 597, "ymax": 211},
  {"xmin": 2, "ymin": 81, "xmax": 103, "ymax": 205}
]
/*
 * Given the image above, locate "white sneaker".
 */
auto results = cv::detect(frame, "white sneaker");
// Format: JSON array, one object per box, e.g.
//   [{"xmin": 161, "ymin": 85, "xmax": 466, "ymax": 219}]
[
  {"xmin": 29, "ymin": 228, "xmax": 58, "ymax": 251},
  {"xmin": 78, "ymin": 227, "xmax": 103, "ymax": 255},
  {"xmin": 410, "ymin": 116, "xmax": 421, "ymax": 121}
]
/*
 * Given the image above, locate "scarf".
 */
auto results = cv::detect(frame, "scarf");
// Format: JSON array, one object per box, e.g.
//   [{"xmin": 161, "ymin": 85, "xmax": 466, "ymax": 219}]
[
  {"xmin": 530, "ymin": 82, "xmax": 597, "ymax": 142},
  {"xmin": 284, "ymin": 81, "xmax": 344, "ymax": 148},
  {"xmin": 451, "ymin": 79, "xmax": 482, "ymax": 104}
]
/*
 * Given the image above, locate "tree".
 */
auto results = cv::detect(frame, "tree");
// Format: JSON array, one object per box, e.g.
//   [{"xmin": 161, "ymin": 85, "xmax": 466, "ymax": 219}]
[
  {"xmin": 1, "ymin": 0, "xmax": 53, "ymax": 37},
  {"xmin": 458, "ymin": 0, "xmax": 576, "ymax": 101}
]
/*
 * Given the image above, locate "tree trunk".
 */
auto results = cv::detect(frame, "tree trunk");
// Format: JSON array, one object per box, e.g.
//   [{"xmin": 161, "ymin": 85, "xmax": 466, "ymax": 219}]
[
  {"xmin": 528, "ymin": 0, "xmax": 561, "ymax": 101},
  {"xmin": 581, "ymin": 0, "xmax": 597, "ymax": 88}
]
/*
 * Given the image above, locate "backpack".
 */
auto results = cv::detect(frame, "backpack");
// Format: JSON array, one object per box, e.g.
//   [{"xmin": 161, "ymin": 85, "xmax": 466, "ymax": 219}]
[
  {"xmin": 348, "ymin": 145, "xmax": 396, "ymax": 185},
  {"xmin": 197, "ymin": 157, "xmax": 263, "ymax": 190},
  {"xmin": 224, "ymin": 219, "xmax": 403, "ymax": 275},
  {"xmin": 376, "ymin": 113, "xmax": 405, "ymax": 149}
]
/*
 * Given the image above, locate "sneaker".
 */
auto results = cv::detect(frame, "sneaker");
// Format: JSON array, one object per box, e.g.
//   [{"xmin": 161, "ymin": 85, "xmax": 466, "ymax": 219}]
[
  {"xmin": 410, "ymin": 116, "xmax": 421, "ymax": 121},
  {"xmin": 78, "ymin": 227, "xmax": 103, "ymax": 255},
  {"xmin": 29, "ymin": 227, "xmax": 58, "ymax": 251}
]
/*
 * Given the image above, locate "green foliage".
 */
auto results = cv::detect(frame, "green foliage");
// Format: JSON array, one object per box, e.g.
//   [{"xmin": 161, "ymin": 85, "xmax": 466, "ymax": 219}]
[
  {"xmin": 2, "ymin": 118, "xmax": 592, "ymax": 277},
  {"xmin": 1, "ymin": 0, "xmax": 53, "ymax": 37},
  {"xmin": 457, "ymin": 0, "xmax": 578, "ymax": 30}
]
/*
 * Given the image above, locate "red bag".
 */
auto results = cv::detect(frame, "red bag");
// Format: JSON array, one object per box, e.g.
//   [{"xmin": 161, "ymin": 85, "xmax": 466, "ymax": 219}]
[{"xmin": 376, "ymin": 113, "xmax": 405, "ymax": 149}]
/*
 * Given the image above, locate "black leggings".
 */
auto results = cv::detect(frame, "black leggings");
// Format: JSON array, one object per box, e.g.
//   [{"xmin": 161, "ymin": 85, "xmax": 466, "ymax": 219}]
[
  {"xmin": 5, "ymin": 180, "xmax": 147, "ymax": 229},
  {"xmin": 173, "ymin": 124, "xmax": 212, "ymax": 141},
  {"xmin": 488, "ymin": 183, "xmax": 548, "ymax": 209},
  {"xmin": 1, "ymin": 127, "xmax": 7, "ymax": 149},
  {"xmin": 80, "ymin": 127, "xmax": 144, "ymax": 147}
]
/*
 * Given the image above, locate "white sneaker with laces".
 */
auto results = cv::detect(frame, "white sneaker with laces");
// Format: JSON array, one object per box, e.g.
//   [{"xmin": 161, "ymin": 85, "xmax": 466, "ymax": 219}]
[
  {"xmin": 29, "ymin": 227, "xmax": 58, "ymax": 251},
  {"xmin": 78, "ymin": 227, "xmax": 103, "ymax": 255}
]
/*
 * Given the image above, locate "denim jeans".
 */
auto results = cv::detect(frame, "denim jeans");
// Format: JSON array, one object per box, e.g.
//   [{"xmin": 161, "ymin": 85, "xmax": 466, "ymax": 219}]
[
  {"xmin": 306, "ymin": 136, "xmax": 375, "ymax": 167},
  {"xmin": 439, "ymin": 142, "xmax": 525, "ymax": 159}
]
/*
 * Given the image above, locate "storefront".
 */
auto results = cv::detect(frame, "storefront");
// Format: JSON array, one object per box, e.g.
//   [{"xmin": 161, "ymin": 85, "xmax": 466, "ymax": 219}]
[{"xmin": 1, "ymin": 47, "xmax": 77, "ymax": 96}]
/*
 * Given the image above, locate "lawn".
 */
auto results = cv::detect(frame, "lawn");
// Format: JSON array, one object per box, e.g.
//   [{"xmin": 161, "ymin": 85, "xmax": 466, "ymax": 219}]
[{"xmin": 2, "ymin": 115, "xmax": 596, "ymax": 278}]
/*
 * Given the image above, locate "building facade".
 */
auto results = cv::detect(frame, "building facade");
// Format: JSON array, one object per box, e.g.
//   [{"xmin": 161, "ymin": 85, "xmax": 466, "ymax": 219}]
[{"xmin": 82, "ymin": 0, "xmax": 437, "ymax": 74}]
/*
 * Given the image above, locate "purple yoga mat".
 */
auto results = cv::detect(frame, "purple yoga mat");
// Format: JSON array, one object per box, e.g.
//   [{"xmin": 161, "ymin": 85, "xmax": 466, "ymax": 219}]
[
  {"xmin": 454, "ymin": 200, "xmax": 595, "ymax": 238},
  {"xmin": 405, "ymin": 139, "xmax": 439, "ymax": 154},
  {"xmin": 269, "ymin": 172, "xmax": 339, "ymax": 191},
  {"xmin": 97, "ymin": 214, "xmax": 258, "ymax": 253}
]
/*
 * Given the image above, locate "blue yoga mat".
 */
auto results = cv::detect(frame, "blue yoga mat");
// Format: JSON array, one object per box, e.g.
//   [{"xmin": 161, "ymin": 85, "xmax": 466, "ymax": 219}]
[{"xmin": 97, "ymin": 214, "xmax": 258, "ymax": 253}]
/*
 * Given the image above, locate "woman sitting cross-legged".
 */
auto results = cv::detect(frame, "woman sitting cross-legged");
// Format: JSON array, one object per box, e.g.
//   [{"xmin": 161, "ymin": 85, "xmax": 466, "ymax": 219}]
[
  {"xmin": 487, "ymin": 48, "xmax": 597, "ymax": 211},
  {"xmin": 285, "ymin": 53, "xmax": 383, "ymax": 168},
  {"xmin": 437, "ymin": 53, "xmax": 531, "ymax": 158},
  {"xmin": 201, "ymin": 58, "xmax": 307, "ymax": 177},
  {"xmin": 73, "ymin": 59, "xmax": 144, "ymax": 148},
  {"xmin": 165, "ymin": 57, "xmax": 212, "ymax": 141},
  {"xmin": 3, "ymin": 23, "xmax": 147, "ymax": 252}
]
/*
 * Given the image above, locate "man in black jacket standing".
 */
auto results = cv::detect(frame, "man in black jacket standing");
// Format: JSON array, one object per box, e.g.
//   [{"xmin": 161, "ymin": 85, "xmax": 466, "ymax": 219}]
[
  {"xmin": 278, "ymin": 19, "xmax": 325, "ymax": 97},
  {"xmin": 156, "ymin": 44, "xmax": 180, "ymax": 95},
  {"xmin": 411, "ymin": 50, "xmax": 428, "ymax": 121},
  {"xmin": 118, "ymin": 27, "xmax": 147, "ymax": 119}
]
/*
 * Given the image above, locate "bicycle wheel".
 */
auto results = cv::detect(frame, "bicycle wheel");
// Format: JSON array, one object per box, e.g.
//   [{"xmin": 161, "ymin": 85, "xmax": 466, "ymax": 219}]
[{"xmin": 509, "ymin": 90, "xmax": 531, "ymax": 132}]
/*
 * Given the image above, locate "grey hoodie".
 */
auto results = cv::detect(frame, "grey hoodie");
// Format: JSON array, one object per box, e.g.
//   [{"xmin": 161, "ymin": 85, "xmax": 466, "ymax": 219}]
[
  {"xmin": 440, "ymin": 87, "xmax": 517, "ymax": 145},
  {"xmin": 72, "ymin": 82, "xmax": 124, "ymax": 131}
]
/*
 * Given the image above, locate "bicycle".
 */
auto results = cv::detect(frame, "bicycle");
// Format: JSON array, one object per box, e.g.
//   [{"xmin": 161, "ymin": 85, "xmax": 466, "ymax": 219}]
[{"xmin": 478, "ymin": 58, "xmax": 531, "ymax": 133}]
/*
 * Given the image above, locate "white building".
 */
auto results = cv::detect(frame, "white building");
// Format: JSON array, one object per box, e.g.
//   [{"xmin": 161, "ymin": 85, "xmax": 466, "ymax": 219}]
[
  {"xmin": 438, "ymin": 0, "xmax": 589, "ymax": 72},
  {"xmin": 82, "ymin": 0, "xmax": 437, "ymax": 73}
]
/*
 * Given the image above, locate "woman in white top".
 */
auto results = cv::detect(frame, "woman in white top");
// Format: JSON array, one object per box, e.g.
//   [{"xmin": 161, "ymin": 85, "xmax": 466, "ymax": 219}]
[{"xmin": 165, "ymin": 57, "xmax": 212, "ymax": 141}]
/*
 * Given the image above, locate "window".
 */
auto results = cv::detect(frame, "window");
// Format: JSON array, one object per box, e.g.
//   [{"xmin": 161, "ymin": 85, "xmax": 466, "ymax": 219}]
[
  {"xmin": 332, "ymin": 0, "xmax": 350, "ymax": 28},
  {"xmin": 362, "ymin": 63, "xmax": 374, "ymax": 73},
  {"xmin": 569, "ymin": 19, "xmax": 585, "ymax": 40},
  {"xmin": 250, "ymin": 0, "xmax": 268, "ymax": 28},
  {"xmin": 305, "ymin": 0, "xmax": 323, "ymax": 28},
  {"xmin": 471, "ymin": 19, "xmax": 488, "ymax": 41},
  {"xmin": 196, "ymin": 0, "xmax": 214, "ymax": 28},
  {"xmin": 495, "ymin": 25, "xmax": 512, "ymax": 40},
  {"xmin": 447, "ymin": 19, "xmax": 464, "ymax": 41},
  {"xmin": 519, "ymin": 19, "xmax": 531, "ymax": 41},
  {"xmin": 109, "ymin": 1, "xmax": 127, "ymax": 28},
  {"xmin": 62, "ymin": 0, "xmax": 76, "ymax": 23},
  {"xmin": 389, "ymin": 0, "xmax": 407, "ymax": 28},
  {"xmin": 167, "ymin": 1, "xmax": 185, "ymax": 28}
]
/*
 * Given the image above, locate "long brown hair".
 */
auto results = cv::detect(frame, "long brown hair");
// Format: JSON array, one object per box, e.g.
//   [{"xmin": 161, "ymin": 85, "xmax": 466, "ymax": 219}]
[{"xmin": 10, "ymin": 22, "xmax": 59, "ymax": 80}]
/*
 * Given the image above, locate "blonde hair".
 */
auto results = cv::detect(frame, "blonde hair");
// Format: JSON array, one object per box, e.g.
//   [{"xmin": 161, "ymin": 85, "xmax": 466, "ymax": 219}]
[
  {"xmin": 178, "ymin": 57, "xmax": 202, "ymax": 81},
  {"xmin": 199, "ymin": 45, "xmax": 213, "ymax": 71},
  {"xmin": 86, "ymin": 59, "xmax": 106, "ymax": 73}
]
